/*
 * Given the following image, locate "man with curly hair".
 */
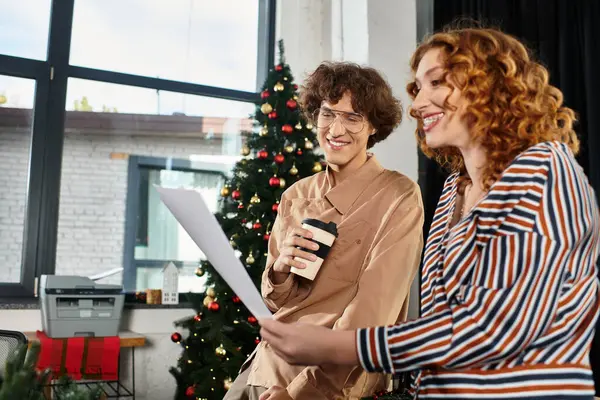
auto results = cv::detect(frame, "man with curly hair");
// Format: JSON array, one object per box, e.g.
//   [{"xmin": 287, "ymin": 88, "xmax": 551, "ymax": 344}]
[
  {"xmin": 259, "ymin": 27, "xmax": 600, "ymax": 400},
  {"xmin": 224, "ymin": 62, "xmax": 425, "ymax": 399}
]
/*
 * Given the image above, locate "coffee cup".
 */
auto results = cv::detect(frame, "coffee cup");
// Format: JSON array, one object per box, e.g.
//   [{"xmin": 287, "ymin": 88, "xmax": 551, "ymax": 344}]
[{"xmin": 290, "ymin": 218, "xmax": 338, "ymax": 280}]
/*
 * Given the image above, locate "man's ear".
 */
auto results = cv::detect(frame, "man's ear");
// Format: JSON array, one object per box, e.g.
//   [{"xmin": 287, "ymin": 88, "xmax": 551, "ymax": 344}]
[{"xmin": 370, "ymin": 129, "xmax": 377, "ymax": 136}]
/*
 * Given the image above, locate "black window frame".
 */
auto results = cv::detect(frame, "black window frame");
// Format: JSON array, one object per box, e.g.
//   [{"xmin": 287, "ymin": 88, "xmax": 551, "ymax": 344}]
[{"xmin": 0, "ymin": 0, "xmax": 276, "ymax": 298}]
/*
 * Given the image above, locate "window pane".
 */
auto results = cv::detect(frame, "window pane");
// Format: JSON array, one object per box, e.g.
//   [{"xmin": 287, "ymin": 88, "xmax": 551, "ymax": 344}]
[
  {"xmin": 0, "ymin": 75, "xmax": 35, "ymax": 282},
  {"xmin": 55, "ymin": 78, "xmax": 254, "ymax": 293},
  {"xmin": 70, "ymin": 0, "xmax": 260, "ymax": 92},
  {"xmin": 0, "ymin": 0, "xmax": 51, "ymax": 60}
]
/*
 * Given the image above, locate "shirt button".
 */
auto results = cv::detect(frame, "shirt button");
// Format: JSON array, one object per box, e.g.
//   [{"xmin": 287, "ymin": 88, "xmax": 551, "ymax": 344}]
[{"xmin": 356, "ymin": 239, "xmax": 361, "ymax": 244}]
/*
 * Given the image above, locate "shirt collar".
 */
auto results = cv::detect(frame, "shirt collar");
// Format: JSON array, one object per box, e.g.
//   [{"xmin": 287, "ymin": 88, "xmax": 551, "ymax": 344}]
[{"xmin": 324, "ymin": 154, "xmax": 385, "ymax": 214}]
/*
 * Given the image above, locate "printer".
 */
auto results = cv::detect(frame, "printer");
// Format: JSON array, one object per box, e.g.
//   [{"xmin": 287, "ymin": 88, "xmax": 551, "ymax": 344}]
[{"xmin": 39, "ymin": 275, "xmax": 125, "ymax": 338}]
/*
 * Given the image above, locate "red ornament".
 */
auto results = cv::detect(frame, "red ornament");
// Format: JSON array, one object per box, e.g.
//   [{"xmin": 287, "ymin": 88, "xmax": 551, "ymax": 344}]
[
  {"xmin": 274, "ymin": 153, "xmax": 285, "ymax": 164},
  {"xmin": 296, "ymin": 149, "xmax": 303, "ymax": 156},
  {"xmin": 268, "ymin": 111, "xmax": 278, "ymax": 119},
  {"xmin": 171, "ymin": 332, "xmax": 182, "ymax": 343},
  {"xmin": 255, "ymin": 338, "xmax": 261, "ymax": 345},
  {"xmin": 260, "ymin": 90, "xmax": 270, "ymax": 99},
  {"xmin": 241, "ymin": 218, "xmax": 247, "ymax": 223},
  {"xmin": 231, "ymin": 190, "xmax": 241, "ymax": 200},
  {"xmin": 194, "ymin": 314, "xmax": 202, "ymax": 322},
  {"xmin": 269, "ymin": 176, "xmax": 280, "ymax": 187},
  {"xmin": 248, "ymin": 316, "xmax": 258, "ymax": 324},
  {"xmin": 286, "ymin": 99, "xmax": 297, "ymax": 109},
  {"xmin": 232, "ymin": 295, "xmax": 241, "ymax": 304},
  {"xmin": 253, "ymin": 222, "xmax": 262, "ymax": 230},
  {"xmin": 272, "ymin": 203, "xmax": 279, "ymax": 212},
  {"xmin": 293, "ymin": 84, "xmax": 298, "ymax": 90},
  {"xmin": 257, "ymin": 150, "xmax": 269, "ymax": 160},
  {"xmin": 186, "ymin": 386, "xmax": 195, "ymax": 397},
  {"xmin": 208, "ymin": 301, "xmax": 220, "ymax": 312},
  {"xmin": 275, "ymin": 64, "xmax": 283, "ymax": 71},
  {"xmin": 282, "ymin": 124, "xmax": 293, "ymax": 134},
  {"xmin": 238, "ymin": 203, "xmax": 244, "ymax": 209},
  {"xmin": 263, "ymin": 233, "xmax": 270, "ymax": 241}
]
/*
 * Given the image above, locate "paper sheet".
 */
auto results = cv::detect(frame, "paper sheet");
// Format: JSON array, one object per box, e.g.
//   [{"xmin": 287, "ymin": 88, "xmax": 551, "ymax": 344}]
[{"xmin": 154, "ymin": 186, "xmax": 272, "ymax": 318}]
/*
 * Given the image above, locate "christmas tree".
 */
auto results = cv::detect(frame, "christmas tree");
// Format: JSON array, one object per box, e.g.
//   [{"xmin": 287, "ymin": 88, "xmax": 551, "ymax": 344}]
[{"xmin": 169, "ymin": 40, "xmax": 325, "ymax": 399}]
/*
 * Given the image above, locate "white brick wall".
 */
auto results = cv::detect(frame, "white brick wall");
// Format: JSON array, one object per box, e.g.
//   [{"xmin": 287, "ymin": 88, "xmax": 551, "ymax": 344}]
[
  {"xmin": 0, "ymin": 127, "xmax": 222, "ymax": 284},
  {"xmin": 0, "ymin": 130, "xmax": 30, "ymax": 282}
]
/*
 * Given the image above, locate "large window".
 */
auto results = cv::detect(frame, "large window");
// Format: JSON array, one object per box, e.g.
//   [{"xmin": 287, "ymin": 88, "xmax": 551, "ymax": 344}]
[{"xmin": 0, "ymin": 0, "xmax": 275, "ymax": 298}]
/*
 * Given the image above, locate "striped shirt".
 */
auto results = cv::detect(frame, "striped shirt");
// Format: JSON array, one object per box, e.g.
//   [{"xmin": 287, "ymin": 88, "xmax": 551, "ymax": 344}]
[{"xmin": 357, "ymin": 141, "xmax": 600, "ymax": 399}]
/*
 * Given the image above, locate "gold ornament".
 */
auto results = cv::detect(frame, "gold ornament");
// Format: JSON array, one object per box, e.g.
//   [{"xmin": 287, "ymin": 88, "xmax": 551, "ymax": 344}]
[
  {"xmin": 206, "ymin": 287, "xmax": 216, "ymax": 298},
  {"xmin": 284, "ymin": 145, "xmax": 294, "ymax": 153},
  {"xmin": 289, "ymin": 164, "xmax": 298, "ymax": 176},
  {"xmin": 203, "ymin": 296, "xmax": 214, "ymax": 307},
  {"xmin": 224, "ymin": 378, "xmax": 233, "ymax": 391},
  {"xmin": 240, "ymin": 145, "xmax": 250, "ymax": 156},
  {"xmin": 274, "ymin": 82, "xmax": 284, "ymax": 92},
  {"xmin": 283, "ymin": 77, "xmax": 288, "ymax": 81},
  {"xmin": 230, "ymin": 239, "xmax": 237, "ymax": 247},
  {"xmin": 220, "ymin": 186, "xmax": 230, "ymax": 197},
  {"xmin": 260, "ymin": 125, "xmax": 268, "ymax": 137},
  {"xmin": 295, "ymin": 122, "xmax": 302, "ymax": 130},
  {"xmin": 312, "ymin": 162, "xmax": 323, "ymax": 173},
  {"xmin": 250, "ymin": 194, "xmax": 261, "ymax": 204},
  {"xmin": 195, "ymin": 267, "xmax": 205, "ymax": 277},
  {"xmin": 305, "ymin": 140, "xmax": 314, "ymax": 150},
  {"xmin": 215, "ymin": 345, "xmax": 227, "ymax": 357},
  {"xmin": 306, "ymin": 122, "xmax": 314, "ymax": 130},
  {"xmin": 261, "ymin": 103, "xmax": 273, "ymax": 114},
  {"xmin": 293, "ymin": 95, "xmax": 298, "ymax": 100},
  {"xmin": 246, "ymin": 254, "xmax": 255, "ymax": 264},
  {"xmin": 279, "ymin": 178, "xmax": 286, "ymax": 188}
]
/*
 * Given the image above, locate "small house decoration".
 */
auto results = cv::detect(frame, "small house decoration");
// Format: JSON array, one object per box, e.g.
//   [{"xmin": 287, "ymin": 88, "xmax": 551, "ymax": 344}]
[{"xmin": 162, "ymin": 262, "xmax": 179, "ymax": 304}]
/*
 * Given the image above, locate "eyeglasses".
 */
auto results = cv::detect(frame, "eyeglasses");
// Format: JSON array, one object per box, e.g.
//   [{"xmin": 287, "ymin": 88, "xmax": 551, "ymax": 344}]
[{"xmin": 311, "ymin": 108, "xmax": 366, "ymax": 134}]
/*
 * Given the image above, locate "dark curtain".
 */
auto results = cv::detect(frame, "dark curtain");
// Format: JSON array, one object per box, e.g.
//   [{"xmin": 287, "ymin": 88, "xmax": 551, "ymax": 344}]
[{"xmin": 420, "ymin": 0, "xmax": 600, "ymax": 394}]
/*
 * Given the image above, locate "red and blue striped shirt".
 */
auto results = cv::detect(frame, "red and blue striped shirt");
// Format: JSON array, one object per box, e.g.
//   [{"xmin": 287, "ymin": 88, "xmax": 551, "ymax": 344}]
[{"xmin": 357, "ymin": 141, "xmax": 600, "ymax": 399}]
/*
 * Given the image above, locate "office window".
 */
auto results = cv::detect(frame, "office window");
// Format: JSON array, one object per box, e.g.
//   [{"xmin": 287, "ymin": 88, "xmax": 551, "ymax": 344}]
[
  {"xmin": 0, "ymin": 0, "xmax": 52, "ymax": 60},
  {"xmin": 0, "ymin": 76, "xmax": 35, "ymax": 283},
  {"xmin": 70, "ymin": 0, "xmax": 260, "ymax": 92},
  {"xmin": 54, "ymin": 78, "xmax": 254, "ymax": 290}
]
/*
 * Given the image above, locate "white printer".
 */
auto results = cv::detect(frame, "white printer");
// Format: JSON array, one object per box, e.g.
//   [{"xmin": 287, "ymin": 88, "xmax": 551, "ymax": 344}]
[{"xmin": 39, "ymin": 275, "xmax": 125, "ymax": 338}]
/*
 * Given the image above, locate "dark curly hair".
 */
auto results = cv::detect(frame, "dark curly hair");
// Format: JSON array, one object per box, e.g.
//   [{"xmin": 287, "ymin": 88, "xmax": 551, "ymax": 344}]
[
  {"xmin": 407, "ymin": 26, "xmax": 579, "ymax": 190},
  {"xmin": 299, "ymin": 62, "xmax": 403, "ymax": 149}
]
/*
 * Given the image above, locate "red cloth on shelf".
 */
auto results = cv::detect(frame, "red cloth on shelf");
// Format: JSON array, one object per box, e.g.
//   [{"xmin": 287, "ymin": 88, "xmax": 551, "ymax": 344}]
[{"xmin": 35, "ymin": 331, "xmax": 120, "ymax": 381}]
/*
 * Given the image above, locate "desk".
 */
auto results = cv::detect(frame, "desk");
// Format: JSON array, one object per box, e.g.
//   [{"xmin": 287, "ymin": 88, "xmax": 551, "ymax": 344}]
[{"xmin": 25, "ymin": 331, "xmax": 146, "ymax": 399}]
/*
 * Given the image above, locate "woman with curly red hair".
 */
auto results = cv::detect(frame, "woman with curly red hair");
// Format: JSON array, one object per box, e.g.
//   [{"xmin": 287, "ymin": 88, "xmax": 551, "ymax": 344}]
[{"xmin": 259, "ymin": 26, "xmax": 600, "ymax": 399}]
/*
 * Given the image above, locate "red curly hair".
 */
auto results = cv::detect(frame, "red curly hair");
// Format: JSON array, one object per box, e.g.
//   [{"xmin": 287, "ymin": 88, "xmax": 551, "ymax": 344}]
[{"xmin": 407, "ymin": 26, "xmax": 579, "ymax": 190}]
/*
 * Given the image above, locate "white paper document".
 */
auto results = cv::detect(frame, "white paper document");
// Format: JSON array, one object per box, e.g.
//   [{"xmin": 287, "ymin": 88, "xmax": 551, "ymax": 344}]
[{"xmin": 154, "ymin": 186, "xmax": 272, "ymax": 318}]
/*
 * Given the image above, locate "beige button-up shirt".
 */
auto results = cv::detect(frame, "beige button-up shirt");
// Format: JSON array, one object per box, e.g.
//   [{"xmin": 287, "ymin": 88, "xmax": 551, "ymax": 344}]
[{"xmin": 246, "ymin": 155, "xmax": 424, "ymax": 399}]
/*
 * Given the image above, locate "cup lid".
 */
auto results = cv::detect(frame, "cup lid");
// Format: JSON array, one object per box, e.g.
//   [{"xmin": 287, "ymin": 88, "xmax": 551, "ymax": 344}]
[{"xmin": 302, "ymin": 218, "xmax": 338, "ymax": 237}]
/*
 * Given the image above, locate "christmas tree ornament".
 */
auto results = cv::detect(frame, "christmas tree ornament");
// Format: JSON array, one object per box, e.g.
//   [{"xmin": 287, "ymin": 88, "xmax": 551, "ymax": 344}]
[
  {"xmin": 237, "ymin": 203, "xmax": 244, "ymax": 209},
  {"xmin": 220, "ymin": 186, "xmax": 231, "ymax": 197},
  {"xmin": 305, "ymin": 139, "xmax": 314, "ymax": 150},
  {"xmin": 274, "ymin": 153, "xmax": 285, "ymax": 164},
  {"xmin": 208, "ymin": 301, "xmax": 220, "ymax": 311},
  {"xmin": 171, "ymin": 332, "xmax": 182, "ymax": 343},
  {"xmin": 186, "ymin": 386, "xmax": 195, "ymax": 397},
  {"xmin": 286, "ymin": 99, "xmax": 297, "ymax": 109},
  {"xmin": 293, "ymin": 95, "xmax": 299, "ymax": 100},
  {"xmin": 272, "ymin": 202, "xmax": 279, "ymax": 212},
  {"xmin": 229, "ymin": 238, "xmax": 237, "ymax": 248},
  {"xmin": 261, "ymin": 103, "xmax": 273, "ymax": 114},
  {"xmin": 269, "ymin": 176, "xmax": 280, "ymax": 187},
  {"xmin": 224, "ymin": 378, "xmax": 233, "ymax": 391},
  {"xmin": 284, "ymin": 145, "xmax": 294, "ymax": 153},
  {"xmin": 282, "ymin": 124, "xmax": 293, "ymax": 134},
  {"xmin": 279, "ymin": 177, "xmax": 287, "ymax": 188},
  {"xmin": 260, "ymin": 89, "xmax": 270, "ymax": 99},
  {"xmin": 268, "ymin": 111, "xmax": 278, "ymax": 119},
  {"xmin": 203, "ymin": 296, "xmax": 214, "ymax": 307},
  {"xmin": 231, "ymin": 189, "xmax": 241, "ymax": 200},
  {"xmin": 263, "ymin": 233, "xmax": 270, "ymax": 241},
  {"xmin": 274, "ymin": 82, "xmax": 284, "ymax": 91},
  {"xmin": 289, "ymin": 164, "xmax": 298, "ymax": 175},
  {"xmin": 255, "ymin": 338, "xmax": 261, "ymax": 345},
  {"xmin": 306, "ymin": 122, "xmax": 314, "ymax": 129},
  {"xmin": 257, "ymin": 149, "xmax": 269, "ymax": 160},
  {"xmin": 194, "ymin": 267, "xmax": 205, "ymax": 277},
  {"xmin": 293, "ymin": 84, "xmax": 299, "ymax": 90},
  {"xmin": 312, "ymin": 161, "xmax": 323, "ymax": 173},
  {"xmin": 283, "ymin": 76, "xmax": 288, "ymax": 81},
  {"xmin": 253, "ymin": 221, "xmax": 262, "ymax": 230},
  {"xmin": 206, "ymin": 287, "xmax": 216, "ymax": 298},
  {"xmin": 246, "ymin": 254, "xmax": 255, "ymax": 264},
  {"xmin": 248, "ymin": 316, "xmax": 258, "ymax": 324},
  {"xmin": 297, "ymin": 149, "xmax": 303, "ymax": 156},
  {"xmin": 259, "ymin": 125, "xmax": 269, "ymax": 136},
  {"xmin": 194, "ymin": 314, "xmax": 202, "ymax": 322},
  {"xmin": 215, "ymin": 344, "xmax": 227, "ymax": 356},
  {"xmin": 232, "ymin": 295, "xmax": 241, "ymax": 303},
  {"xmin": 295, "ymin": 122, "xmax": 302, "ymax": 130},
  {"xmin": 275, "ymin": 64, "xmax": 283, "ymax": 71},
  {"xmin": 258, "ymin": 169, "xmax": 263, "ymax": 173},
  {"xmin": 250, "ymin": 193, "xmax": 261, "ymax": 204},
  {"xmin": 240, "ymin": 145, "xmax": 250, "ymax": 156}
]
